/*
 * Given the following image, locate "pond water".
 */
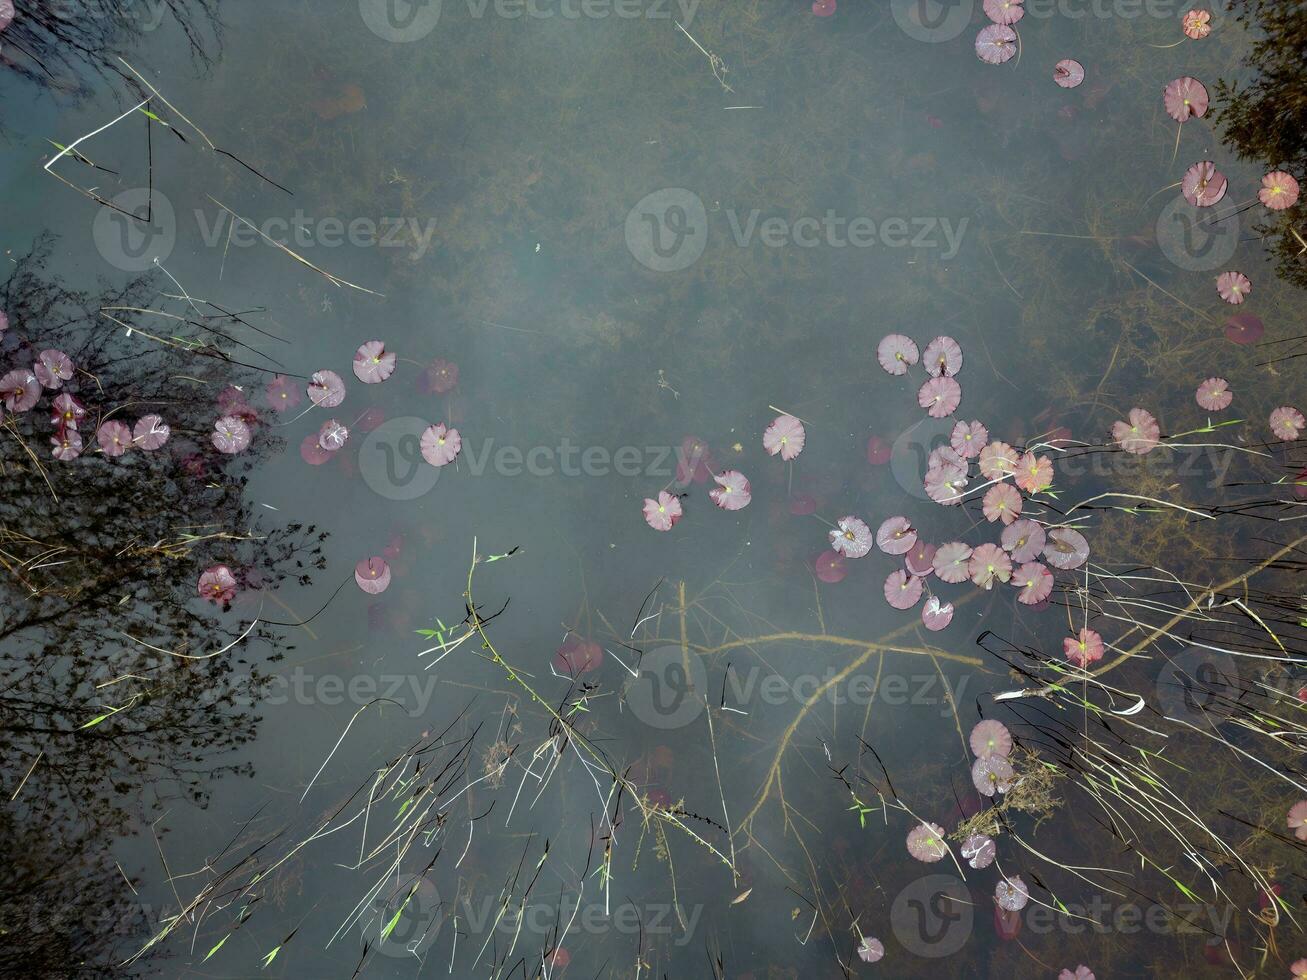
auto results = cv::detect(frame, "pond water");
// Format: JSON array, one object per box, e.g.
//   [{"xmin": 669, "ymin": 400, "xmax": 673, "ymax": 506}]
[{"xmin": 2, "ymin": 1, "xmax": 1305, "ymax": 978}]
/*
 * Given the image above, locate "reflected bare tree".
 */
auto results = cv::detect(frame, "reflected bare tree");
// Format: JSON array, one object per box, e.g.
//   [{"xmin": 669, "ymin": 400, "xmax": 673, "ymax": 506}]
[
  {"xmin": 0, "ymin": 807, "xmax": 152, "ymax": 977},
  {"xmin": 0, "ymin": 235, "xmax": 322, "ymax": 975},
  {"xmin": 1214, "ymin": 0, "xmax": 1307, "ymax": 288},
  {"xmin": 0, "ymin": 0, "xmax": 220, "ymax": 99}
]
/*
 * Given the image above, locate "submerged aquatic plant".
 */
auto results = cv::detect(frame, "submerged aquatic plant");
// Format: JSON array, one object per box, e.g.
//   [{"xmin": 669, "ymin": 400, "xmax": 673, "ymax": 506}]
[
  {"xmin": 1225, "ymin": 312, "xmax": 1264, "ymax": 345},
  {"xmin": 814, "ymin": 549, "xmax": 847, "ymax": 583},
  {"xmin": 416, "ymin": 357, "xmax": 459, "ymax": 394},
  {"xmin": 264, "ymin": 374, "xmax": 303, "ymax": 412}
]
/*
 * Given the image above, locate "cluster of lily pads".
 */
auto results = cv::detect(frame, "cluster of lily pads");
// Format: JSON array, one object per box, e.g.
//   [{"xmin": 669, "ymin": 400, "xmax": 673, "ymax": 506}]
[
  {"xmin": 864, "ymin": 718, "xmax": 1094, "ymax": 978},
  {"xmin": 640, "ymin": 420, "xmax": 799, "ymax": 529},
  {"xmin": 0, "ymin": 310, "xmax": 171, "ymax": 461},
  {"xmin": 636, "ymin": 309, "xmax": 1298, "ymax": 969},
  {"xmin": 828, "ymin": 333, "xmax": 1088, "ymax": 648},
  {"xmin": 197, "ymin": 340, "xmax": 463, "ymax": 604},
  {"xmin": 973, "ymin": 3, "xmax": 1304, "ymax": 319}
]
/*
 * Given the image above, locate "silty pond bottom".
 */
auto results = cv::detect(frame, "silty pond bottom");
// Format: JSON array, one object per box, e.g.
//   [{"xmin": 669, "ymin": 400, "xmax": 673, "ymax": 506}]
[{"xmin": 1, "ymin": 1, "xmax": 1305, "ymax": 977}]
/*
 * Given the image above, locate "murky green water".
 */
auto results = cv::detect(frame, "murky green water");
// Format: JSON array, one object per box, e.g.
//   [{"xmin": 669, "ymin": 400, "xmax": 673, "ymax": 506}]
[{"xmin": 2, "ymin": 1, "xmax": 1305, "ymax": 977}]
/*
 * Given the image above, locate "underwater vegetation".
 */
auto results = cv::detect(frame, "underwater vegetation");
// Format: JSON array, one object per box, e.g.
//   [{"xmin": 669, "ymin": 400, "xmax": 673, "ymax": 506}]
[{"xmin": 0, "ymin": 0, "xmax": 1305, "ymax": 977}]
